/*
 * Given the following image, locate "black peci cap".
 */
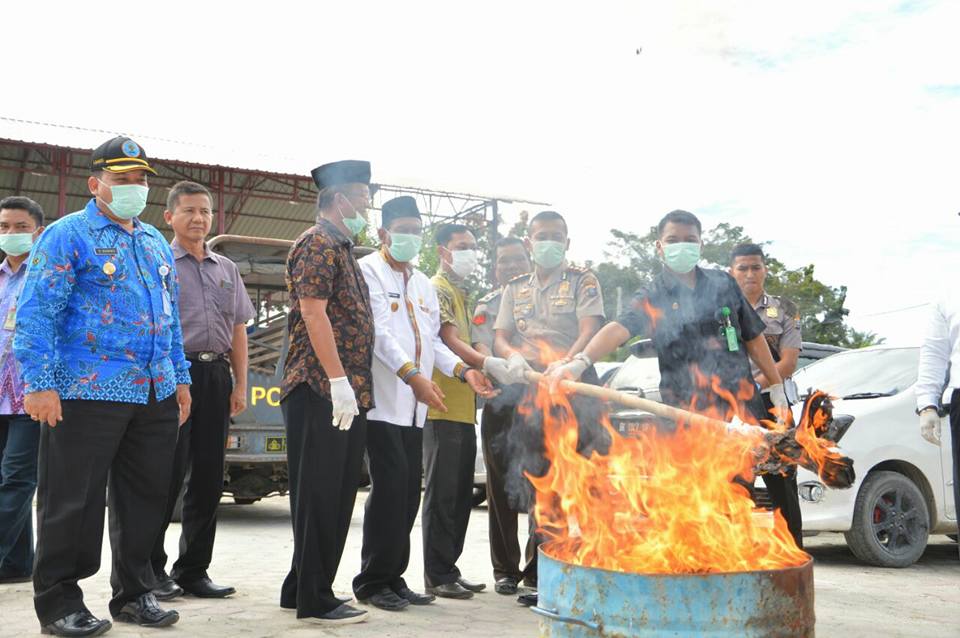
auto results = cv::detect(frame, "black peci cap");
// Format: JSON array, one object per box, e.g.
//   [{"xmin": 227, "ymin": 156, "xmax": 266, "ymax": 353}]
[
  {"xmin": 90, "ymin": 136, "xmax": 157, "ymax": 175},
  {"xmin": 380, "ymin": 196, "xmax": 421, "ymax": 228},
  {"xmin": 310, "ymin": 160, "xmax": 371, "ymax": 191}
]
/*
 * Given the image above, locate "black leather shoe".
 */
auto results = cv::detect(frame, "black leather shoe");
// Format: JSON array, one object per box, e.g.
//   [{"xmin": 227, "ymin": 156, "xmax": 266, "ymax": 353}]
[
  {"xmin": 456, "ymin": 577, "xmax": 486, "ymax": 593},
  {"xmin": 394, "ymin": 586, "xmax": 435, "ymax": 605},
  {"xmin": 152, "ymin": 578, "xmax": 183, "ymax": 601},
  {"xmin": 178, "ymin": 577, "xmax": 236, "ymax": 598},
  {"xmin": 494, "ymin": 577, "xmax": 518, "ymax": 595},
  {"xmin": 425, "ymin": 582, "xmax": 474, "ymax": 599},
  {"xmin": 518, "ymin": 592, "xmax": 538, "ymax": 607},
  {"xmin": 302, "ymin": 603, "xmax": 367, "ymax": 625},
  {"xmin": 358, "ymin": 587, "xmax": 409, "ymax": 611},
  {"xmin": 113, "ymin": 593, "xmax": 179, "ymax": 627},
  {"xmin": 41, "ymin": 610, "xmax": 112, "ymax": 637}
]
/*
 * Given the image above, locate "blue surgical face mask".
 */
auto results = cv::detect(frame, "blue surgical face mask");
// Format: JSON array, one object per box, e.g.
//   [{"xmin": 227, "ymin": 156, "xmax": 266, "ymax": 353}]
[
  {"xmin": 337, "ymin": 196, "xmax": 368, "ymax": 237},
  {"xmin": 387, "ymin": 232, "xmax": 422, "ymax": 263},
  {"xmin": 0, "ymin": 232, "xmax": 34, "ymax": 257},
  {"xmin": 531, "ymin": 240, "xmax": 566, "ymax": 269},
  {"xmin": 99, "ymin": 180, "xmax": 149, "ymax": 220},
  {"xmin": 661, "ymin": 242, "xmax": 701, "ymax": 274}
]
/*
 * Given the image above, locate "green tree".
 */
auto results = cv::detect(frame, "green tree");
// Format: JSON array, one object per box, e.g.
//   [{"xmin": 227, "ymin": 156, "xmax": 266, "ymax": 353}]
[{"xmin": 592, "ymin": 224, "xmax": 882, "ymax": 349}]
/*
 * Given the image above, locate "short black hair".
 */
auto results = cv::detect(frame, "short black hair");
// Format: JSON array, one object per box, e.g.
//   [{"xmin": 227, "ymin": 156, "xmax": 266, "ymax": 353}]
[
  {"xmin": 657, "ymin": 209, "xmax": 702, "ymax": 237},
  {"xmin": 528, "ymin": 210, "xmax": 568, "ymax": 235},
  {"xmin": 495, "ymin": 235, "xmax": 526, "ymax": 258},
  {"xmin": 435, "ymin": 223, "xmax": 474, "ymax": 247},
  {"xmin": 730, "ymin": 243, "xmax": 766, "ymax": 265},
  {"xmin": 0, "ymin": 196, "xmax": 44, "ymax": 227},
  {"xmin": 167, "ymin": 181, "xmax": 213, "ymax": 212}
]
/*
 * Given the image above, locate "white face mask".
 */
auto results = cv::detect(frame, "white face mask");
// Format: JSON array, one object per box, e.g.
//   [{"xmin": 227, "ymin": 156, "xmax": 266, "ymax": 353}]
[{"xmin": 448, "ymin": 249, "xmax": 478, "ymax": 278}]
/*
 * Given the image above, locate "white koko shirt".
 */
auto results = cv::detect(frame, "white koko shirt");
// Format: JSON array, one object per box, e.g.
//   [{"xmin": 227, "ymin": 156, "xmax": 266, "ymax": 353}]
[
  {"xmin": 916, "ymin": 297, "xmax": 960, "ymax": 411},
  {"xmin": 359, "ymin": 250, "xmax": 462, "ymax": 428}
]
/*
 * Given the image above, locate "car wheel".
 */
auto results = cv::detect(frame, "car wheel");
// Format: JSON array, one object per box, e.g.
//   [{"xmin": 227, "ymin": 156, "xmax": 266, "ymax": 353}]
[
  {"xmin": 948, "ymin": 534, "xmax": 958, "ymax": 543},
  {"xmin": 844, "ymin": 471, "xmax": 930, "ymax": 568},
  {"xmin": 233, "ymin": 497, "xmax": 259, "ymax": 505},
  {"xmin": 471, "ymin": 485, "xmax": 487, "ymax": 508}
]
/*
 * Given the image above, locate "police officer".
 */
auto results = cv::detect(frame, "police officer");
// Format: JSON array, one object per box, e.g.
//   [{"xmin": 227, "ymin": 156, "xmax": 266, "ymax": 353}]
[
  {"xmin": 151, "ymin": 181, "xmax": 255, "ymax": 600},
  {"xmin": 15, "ymin": 137, "xmax": 191, "ymax": 636},
  {"xmin": 729, "ymin": 242, "xmax": 804, "ymax": 547},
  {"xmin": 492, "ymin": 210, "xmax": 606, "ymax": 605},
  {"xmin": 470, "ymin": 236, "xmax": 534, "ymax": 596}
]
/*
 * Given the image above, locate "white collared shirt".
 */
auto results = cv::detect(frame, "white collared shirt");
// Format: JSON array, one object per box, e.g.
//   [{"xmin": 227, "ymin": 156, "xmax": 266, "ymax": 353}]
[
  {"xmin": 916, "ymin": 297, "xmax": 960, "ymax": 410},
  {"xmin": 359, "ymin": 250, "xmax": 461, "ymax": 428}
]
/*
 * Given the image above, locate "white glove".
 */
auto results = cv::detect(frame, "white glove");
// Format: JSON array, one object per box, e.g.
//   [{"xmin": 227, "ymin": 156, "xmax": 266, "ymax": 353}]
[
  {"xmin": 329, "ymin": 376, "xmax": 359, "ymax": 431},
  {"xmin": 919, "ymin": 408, "xmax": 941, "ymax": 446},
  {"xmin": 504, "ymin": 353, "xmax": 534, "ymax": 385},
  {"xmin": 766, "ymin": 383, "xmax": 789, "ymax": 425},
  {"xmin": 481, "ymin": 356, "xmax": 512, "ymax": 385},
  {"xmin": 767, "ymin": 383, "xmax": 789, "ymax": 409},
  {"xmin": 547, "ymin": 357, "xmax": 589, "ymax": 393}
]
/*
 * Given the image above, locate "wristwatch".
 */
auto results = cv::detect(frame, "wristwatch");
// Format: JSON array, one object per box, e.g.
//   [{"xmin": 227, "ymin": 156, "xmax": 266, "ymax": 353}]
[{"xmin": 916, "ymin": 405, "xmax": 938, "ymax": 415}]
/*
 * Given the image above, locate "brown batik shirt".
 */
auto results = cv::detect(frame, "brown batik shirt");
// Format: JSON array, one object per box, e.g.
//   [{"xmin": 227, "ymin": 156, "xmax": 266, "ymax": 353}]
[{"xmin": 281, "ymin": 218, "xmax": 375, "ymax": 407}]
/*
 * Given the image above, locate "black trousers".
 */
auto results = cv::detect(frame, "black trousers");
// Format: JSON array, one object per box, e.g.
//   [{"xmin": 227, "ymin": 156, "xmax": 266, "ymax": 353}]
[
  {"xmin": 950, "ymin": 389, "xmax": 960, "ymax": 539},
  {"xmin": 152, "ymin": 359, "xmax": 232, "ymax": 583},
  {"xmin": 352, "ymin": 419, "xmax": 422, "ymax": 599},
  {"xmin": 0, "ymin": 414, "xmax": 40, "ymax": 578},
  {"xmin": 33, "ymin": 390, "xmax": 179, "ymax": 624},
  {"xmin": 757, "ymin": 393, "xmax": 804, "ymax": 548},
  {"xmin": 480, "ymin": 394, "xmax": 536, "ymax": 584},
  {"xmin": 280, "ymin": 384, "xmax": 367, "ymax": 617},
  {"xmin": 422, "ymin": 418, "xmax": 476, "ymax": 587}
]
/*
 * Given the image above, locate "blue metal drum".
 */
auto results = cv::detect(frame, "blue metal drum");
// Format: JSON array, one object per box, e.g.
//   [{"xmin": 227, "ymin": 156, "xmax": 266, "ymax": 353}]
[{"xmin": 534, "ymin": 546, "xmax": 815, "ymax": 637}]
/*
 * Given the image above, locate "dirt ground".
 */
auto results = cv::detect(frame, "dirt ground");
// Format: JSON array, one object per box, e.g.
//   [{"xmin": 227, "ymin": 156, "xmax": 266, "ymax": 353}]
[{"xmin": 1, "ymin": 492, "xmax": 957, "ymax": 638}]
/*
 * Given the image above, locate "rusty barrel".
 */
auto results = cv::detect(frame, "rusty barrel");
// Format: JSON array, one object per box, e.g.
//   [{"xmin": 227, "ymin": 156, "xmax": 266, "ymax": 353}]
[{"xmin": 533, "ymin": 546, "xmax": 815, "ymax": 637}]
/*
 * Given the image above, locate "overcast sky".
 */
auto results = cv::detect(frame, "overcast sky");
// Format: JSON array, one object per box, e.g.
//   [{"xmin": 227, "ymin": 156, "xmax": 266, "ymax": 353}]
[{"xmin": 3, "ymin": 1, "xmax": 957, "ymax": 343}]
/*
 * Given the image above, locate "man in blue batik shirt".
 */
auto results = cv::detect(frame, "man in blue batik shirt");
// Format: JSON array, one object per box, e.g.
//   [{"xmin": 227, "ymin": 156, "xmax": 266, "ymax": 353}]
[{"xmin": 14, "ymin": 136, "xmax": 191, "ymax": 638}]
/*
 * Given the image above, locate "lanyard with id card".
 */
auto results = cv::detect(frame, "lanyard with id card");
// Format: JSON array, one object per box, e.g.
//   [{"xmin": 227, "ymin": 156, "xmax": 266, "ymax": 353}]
[
  {"xmin": 159, "ymin": 264, "xmax": 172, "ymax": 315},
  {"xmin": 719, "ymin": 306, "xmax": 739, "ymax": 352},
  {"xmin": 3, "ymin": 302, "xmax": 15, "ymax": 331}
]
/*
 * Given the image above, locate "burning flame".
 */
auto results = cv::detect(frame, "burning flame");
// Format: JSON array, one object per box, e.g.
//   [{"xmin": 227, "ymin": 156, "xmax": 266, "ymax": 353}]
[{"xmin": 526, "ymin": 379, "xmax": 810, "ymax": 575}]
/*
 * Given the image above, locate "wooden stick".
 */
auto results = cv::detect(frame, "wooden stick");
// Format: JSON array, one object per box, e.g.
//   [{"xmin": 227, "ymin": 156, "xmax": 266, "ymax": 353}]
[{"xmin": 523, "ymin": 370, "xmax": 763, "ymax": 435}]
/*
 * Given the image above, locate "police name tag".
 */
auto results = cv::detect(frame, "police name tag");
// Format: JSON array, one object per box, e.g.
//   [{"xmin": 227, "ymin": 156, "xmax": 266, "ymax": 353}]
[{"xmin": 95, "ymin": 248, "xmax": 118, "ymax": 256}]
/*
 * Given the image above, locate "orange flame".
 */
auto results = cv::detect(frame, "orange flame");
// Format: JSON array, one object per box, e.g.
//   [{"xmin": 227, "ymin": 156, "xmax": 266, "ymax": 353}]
[{"xmin": 528, "ymin": 378, "xmax": 810, "ymax": 574}]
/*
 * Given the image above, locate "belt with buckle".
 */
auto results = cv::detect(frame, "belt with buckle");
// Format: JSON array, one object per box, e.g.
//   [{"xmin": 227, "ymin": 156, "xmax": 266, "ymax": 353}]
[{"xmin": 186, "ymin": 351, "xmax": 228, "ymax": 363}]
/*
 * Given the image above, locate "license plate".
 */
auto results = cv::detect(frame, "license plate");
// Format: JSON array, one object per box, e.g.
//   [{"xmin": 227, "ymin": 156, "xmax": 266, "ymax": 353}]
[{"xmin": 264, "ymin": 436, "xmax": 287, "ymax": 453}]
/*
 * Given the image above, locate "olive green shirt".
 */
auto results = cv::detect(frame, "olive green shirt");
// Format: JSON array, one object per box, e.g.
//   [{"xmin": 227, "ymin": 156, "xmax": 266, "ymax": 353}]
[{"xmin": 428, "ymin": 271, "xmax": 475, "ymax": 424}]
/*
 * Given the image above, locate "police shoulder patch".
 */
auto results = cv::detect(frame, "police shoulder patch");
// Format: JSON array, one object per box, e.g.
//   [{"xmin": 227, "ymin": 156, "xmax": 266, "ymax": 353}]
[
  {"xmin": 778, "ymin": 296, "xmax": 799, "ymax": 318},
  {"xmin": 478, "ymin": 290, "xmax": 500, "ymax": 304}
]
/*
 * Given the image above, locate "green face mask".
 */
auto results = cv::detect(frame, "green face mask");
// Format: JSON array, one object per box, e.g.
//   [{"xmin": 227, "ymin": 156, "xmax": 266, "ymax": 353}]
[
  {"xmin": 337, "ymin": 197, "xmax": 368, "ymax": 237},
  {"xmin": 99, "ymin": 181, "xmax": 149, "ymax": 220},
  {"xmin": 387, "ymin": 232, "xmax": 422, "ymax": 263},
  {"xmin": 0, "ymin": 232, "xmax": 34, "ymax": 257},
  {"xmin": 661, "ymin": 242, "xmax": 701, "ymax": 274},
  {"xmin": 531, "ymin": 240, "xmax": 566, "ymax": 269}
]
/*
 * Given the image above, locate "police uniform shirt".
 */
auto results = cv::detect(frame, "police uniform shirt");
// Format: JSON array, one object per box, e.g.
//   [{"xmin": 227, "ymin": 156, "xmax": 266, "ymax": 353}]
[
  {"xmin": 617, "ymin": 267, "xmax": 766, "ymax": 413},
  {"xmin": 494, "ymin": 263, "xmax": 604, "ymax": 367},
  {"xmin": 751, "ymin": 294, "xmax": 801, "ymax": 377},
  {"xmin": 471, "ymin": 288, "xmax": 503, "ymax": 352}
]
